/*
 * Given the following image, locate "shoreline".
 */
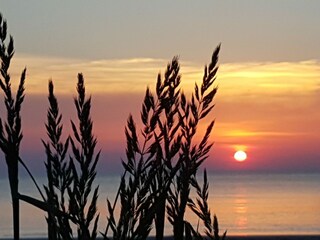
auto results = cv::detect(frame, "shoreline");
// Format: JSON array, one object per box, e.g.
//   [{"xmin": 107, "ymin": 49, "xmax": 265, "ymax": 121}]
[
  {"xmin": 225, "ymin": 236, "xmax": 320, "ymax": 240},
  {"xmin": 1, "ymin": 236, "xmax": 320, "ymax": 240}
]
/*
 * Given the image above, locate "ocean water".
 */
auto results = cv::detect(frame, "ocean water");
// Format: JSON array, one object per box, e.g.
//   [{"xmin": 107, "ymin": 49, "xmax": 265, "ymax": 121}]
[{"xmin": 0, "ymin": 172, "xmax": 319, "ymax": 238}]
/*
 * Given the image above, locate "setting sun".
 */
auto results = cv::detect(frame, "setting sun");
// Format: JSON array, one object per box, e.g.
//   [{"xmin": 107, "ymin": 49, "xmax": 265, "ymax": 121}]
[{"xmin": 234, "ymin": 150, "xmax": 247, "ymax": 162}]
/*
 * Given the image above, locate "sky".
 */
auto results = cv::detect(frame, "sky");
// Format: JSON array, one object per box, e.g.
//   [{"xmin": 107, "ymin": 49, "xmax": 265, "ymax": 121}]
[{"xmin": 0, "ymin": 1, "xmax": 320, "ymax": 176}]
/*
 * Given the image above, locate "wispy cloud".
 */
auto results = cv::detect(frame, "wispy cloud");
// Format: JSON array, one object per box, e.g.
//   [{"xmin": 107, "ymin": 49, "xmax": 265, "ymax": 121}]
[
  {"xmin": 5, "ymin": 54, "xmax": 320, "ymax": 172},
  {"xmin": 9, "ymin": 54, "xmax": 320, "ymax": 138},
  {"xmin": 11, "ymin": 54, "xmax": 173, "ymax": 94},
  {"xmin": 10, "ymin": 54, "xmax": 320, "ymax": 97}
]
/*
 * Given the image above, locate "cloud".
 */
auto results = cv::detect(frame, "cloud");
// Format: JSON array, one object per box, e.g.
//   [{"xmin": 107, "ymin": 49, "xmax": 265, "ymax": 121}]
[
  {"xmin": 10, "ymin": 54, "xmax": 176, "ymax": 94},
  {"xmin": 3, "ymin": 54, "xmax": 320, "ymax": 173},
  {"xmin": 219, "ymin": 60, "xmax": 320, "ymax": 97},
  {"xmin": 10, "ymin": 54, "xmax": 320, "ymax": 97}
]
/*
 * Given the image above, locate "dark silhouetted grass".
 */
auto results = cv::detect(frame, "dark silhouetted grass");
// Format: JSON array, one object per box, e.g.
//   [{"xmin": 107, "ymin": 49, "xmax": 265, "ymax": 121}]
[
  {"xmin": 68, "ymin": 73, "xmax": 100, "ymax": 240},
  {"xmin": 167, "ymin": 45, "xmax": 221, "ymax": 239},
  {"xmin": 104, "ymin": 45, "xmax": 226, "ymax": 240},
  {"xmin": 0, "ymin": 11, "xmax": 225, "ymax": 240},
  {"xmin": 0, "ymin": 13, "xmax": 26, "ymax": 240},
  {"xmin": 42, "ymin": 80, "xmax": 72, "ymax": 239}
]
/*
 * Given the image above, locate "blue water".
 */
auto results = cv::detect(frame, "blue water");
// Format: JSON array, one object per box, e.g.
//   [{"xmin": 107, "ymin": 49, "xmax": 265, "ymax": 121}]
[{"xmin": 0, "ymin": 172, "xmax": 319, "ymax": 237}]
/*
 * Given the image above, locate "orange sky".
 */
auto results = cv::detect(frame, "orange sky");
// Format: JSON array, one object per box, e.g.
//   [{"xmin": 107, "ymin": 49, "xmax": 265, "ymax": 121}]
[
  {"xmin": 2, "ymin": 54, "xmax": 319, "ymax": 175},
  {"xmin": 1, "ymin": 1, "xmax": 320, "ymax": 175}
]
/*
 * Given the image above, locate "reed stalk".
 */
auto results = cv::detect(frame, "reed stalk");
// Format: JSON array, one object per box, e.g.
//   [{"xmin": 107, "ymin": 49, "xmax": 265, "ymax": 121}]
[
  {"xmin": 105, "ymin": 46, "xmax": 226, "ymax": 240},
  {"xmin": 69, "ymin": 73, "xmax": 100, "ymax": 240},
  {"xmin": 42, "ymin": 80, "xmax": 72, "ymax": 239},
  {"xmin": 0, "ymin": 14, "xmax": 25, "ymax": 240},
  {"xmin": 0, "ymin": 12, "xmax": 226, "ymax": 238},
  {"xmin": 167, "ymin": 45, "xmax": 221, "ymax": 239}
]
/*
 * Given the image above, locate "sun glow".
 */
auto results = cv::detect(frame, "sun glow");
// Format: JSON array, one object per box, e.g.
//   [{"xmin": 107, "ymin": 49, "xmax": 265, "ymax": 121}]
[{"xmin": 234, "ymin": 150, "xmax": 247, "ymax": 162}]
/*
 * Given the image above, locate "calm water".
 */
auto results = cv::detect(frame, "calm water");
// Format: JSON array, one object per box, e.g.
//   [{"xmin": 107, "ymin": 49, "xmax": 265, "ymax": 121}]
[{"xmin": 0, "ymin": 172, "xmax": 319, "ymax": 237}]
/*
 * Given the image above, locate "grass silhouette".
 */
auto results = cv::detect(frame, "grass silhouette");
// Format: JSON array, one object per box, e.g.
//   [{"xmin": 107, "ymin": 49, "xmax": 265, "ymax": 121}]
[
  {"xmin": 0, "ymin": 12, "xmax": 226, "ymax": 240},
  {"xmin": 167, "ymin": 45, "xmax": 225, "ymax": 239},
  {"xmin": 42, "ymin": 80, "xmax": 72, "ymax": 239},
  {"xmin": 104, "ymin": 46, "xmax": 226, "ymax": 239},
  {"xmin": 0, "ymin": 13, "xmax": 26, "ymax": 240},
  {"xmin": 68, "ymin": 73, "xmax": 100, "ymax": 239}
]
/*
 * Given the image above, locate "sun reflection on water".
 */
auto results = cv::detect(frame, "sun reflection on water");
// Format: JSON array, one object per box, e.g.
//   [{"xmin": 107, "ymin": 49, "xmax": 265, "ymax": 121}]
[{"xmin": 234, "ymin": 189, "xmax": 248, "ymax": 230}]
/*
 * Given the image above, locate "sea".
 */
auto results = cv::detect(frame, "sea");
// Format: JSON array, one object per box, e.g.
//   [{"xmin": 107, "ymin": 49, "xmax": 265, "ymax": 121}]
[{"xmin": 0, "ymin": 172, "xmax": 319, "ymax": 238}]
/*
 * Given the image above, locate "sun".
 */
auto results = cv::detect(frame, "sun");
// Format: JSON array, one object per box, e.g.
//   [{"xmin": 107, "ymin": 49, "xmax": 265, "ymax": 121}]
[{"xmin": 234, "ymin": 150, "xmax": 247, "ymax": 162}]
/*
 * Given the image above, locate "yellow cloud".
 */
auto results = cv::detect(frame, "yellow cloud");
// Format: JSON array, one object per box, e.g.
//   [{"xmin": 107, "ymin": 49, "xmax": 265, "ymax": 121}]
[
  {"xmin": 219, "ymin": 61, "xmax": 320, "ymax": 97},
  {"xmin": 10, "ymin": 54, "xmax": 173, "ymax": 94},
  {"xmin": 222, "ymin": 129, "xmax": 304, "ymax": 138},
  {"xmin": 7, "ymin": 54, "xmax": 320, "ymax": 101}
]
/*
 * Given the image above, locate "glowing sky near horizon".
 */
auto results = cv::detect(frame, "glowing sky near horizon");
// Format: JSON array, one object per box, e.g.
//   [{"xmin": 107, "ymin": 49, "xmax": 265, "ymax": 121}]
[{"xmin": 1, "ymin": 1, "xmax": 320, "ymax": 175}]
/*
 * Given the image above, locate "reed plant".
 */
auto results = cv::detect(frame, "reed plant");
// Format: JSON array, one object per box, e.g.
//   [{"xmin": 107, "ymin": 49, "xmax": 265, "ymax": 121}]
[
  {"xmin": 68, "ymin": 73, "xmax": 100, "ymax": 239},
  {"xmin": 1, "ymin": 19, "xmax": 100, "ymax": 238},
  {"xmin": 34, "ymin": 74, "xmax": 101, "ymax": 239},
  {"xmin": 18, "ymin": 75, "xmax": 100, "ymax": 240},
  {"xmin": 0, "ymin": 13, "xmax": 57, "ymax": 239},
  {"xmin": 0, "ymin": 12, "xmax": 225, "ymax": 239},
  {"xmin": 103, "ymin": 108, "xmax": 166, "ymax": 239},
  {"xmin": 167, "ymin": 45, "xmax": 222, "ymax": 239},
  {"xmin": 29, "ymin": 75, "xmax": 100, "ymax": 239},
  {"xmin": 0, "ymin": 13, "xmax": 26, "ymax": 240},
  {"xmin": 42, "ymin": 80, "xmax": 72, "ymax": 239},
  {"xmin": 103, "ymin": 57, "xmax": 184, "ymax": 240},
  {"xmin": 187, "ymin": 170, "xmax": 227, "ymax": 240},
  {"xmin": 151, "ymin": 57, "xmax": 183, "ymax": 240},
  {"xmin": 105, "ymin": 46, "xmax": 226, "ymax": 240}
]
